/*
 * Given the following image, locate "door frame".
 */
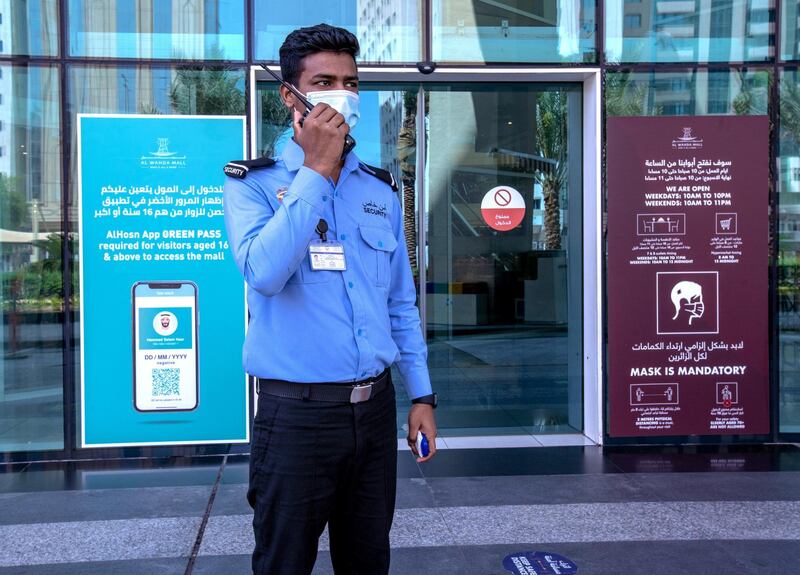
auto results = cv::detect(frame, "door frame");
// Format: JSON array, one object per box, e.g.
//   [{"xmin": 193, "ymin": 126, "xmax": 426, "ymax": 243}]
[{"xmin": 250, "ymin": 66, "xmax": 604, "ymax": 444}]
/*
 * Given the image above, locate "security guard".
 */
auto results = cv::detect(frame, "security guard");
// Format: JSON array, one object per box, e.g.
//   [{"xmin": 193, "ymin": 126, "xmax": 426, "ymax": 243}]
[{"xmin": 222, "ymin": 24, "xmax": 437, "ymax": 575}]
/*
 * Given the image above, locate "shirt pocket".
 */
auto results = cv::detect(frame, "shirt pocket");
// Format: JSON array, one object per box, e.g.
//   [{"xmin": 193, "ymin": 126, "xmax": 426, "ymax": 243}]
[{"xmin": 358, "ymin": 223, "xmax": 398, "ymax": 288}]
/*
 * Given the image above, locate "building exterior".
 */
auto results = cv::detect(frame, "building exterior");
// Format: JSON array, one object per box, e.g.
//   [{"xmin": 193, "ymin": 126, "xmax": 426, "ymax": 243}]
[{"xmin": 1, "ymin": 0, "xmax": 798, "ymax": 461}]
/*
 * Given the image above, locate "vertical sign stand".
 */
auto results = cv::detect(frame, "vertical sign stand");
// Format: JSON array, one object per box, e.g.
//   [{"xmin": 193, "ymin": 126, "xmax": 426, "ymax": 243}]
[{"xmin": 607, "ymin": 116, "xmax": 769, "ymax": 437}]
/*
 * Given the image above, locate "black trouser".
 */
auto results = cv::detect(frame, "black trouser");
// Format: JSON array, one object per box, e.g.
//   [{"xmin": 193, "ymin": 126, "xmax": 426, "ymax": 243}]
[{"xmin": 248, "ymin": 376, "xmax": 397, "ymax": 575}]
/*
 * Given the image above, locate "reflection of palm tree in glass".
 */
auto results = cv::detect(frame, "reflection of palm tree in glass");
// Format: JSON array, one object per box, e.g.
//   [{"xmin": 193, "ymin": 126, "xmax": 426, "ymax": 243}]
[
  {"xmin": 138, "ymin": 44, "xmax": 246, "ymax": 116},
  {"xmin": 260, "ymin": 91, "xmax": 293, "ymax": 157},
  {"xmin": 731, "ymin": 70, "xmax": 769, "ymax": 117},
  {"xmin": 534, "ymin": 92, "xmax": 568, "ymax": 250},
  {"xmin": 781, "ymin": 82, "xmax": 800, "ymax": 146},
  {"xmin": 397, "ymin": 92, "xmax": 419, "ymax": 272},
  {"xmin": 0, "ymin": 175, "xmax": 31, "ymax": 232},
  {"xmin": 169, "ymin": 58, "xmax": 246, "ymax": 116},
  {"xmin": 604, "ymin": 70, "xmax": 649, "ymax": 116}
]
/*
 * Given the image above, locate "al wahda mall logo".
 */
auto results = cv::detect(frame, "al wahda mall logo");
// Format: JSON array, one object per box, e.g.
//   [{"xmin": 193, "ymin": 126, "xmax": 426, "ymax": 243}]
[
  {"xmin": 140, "ymin": 137, "xmax": 187, "ymax": 169},
  {"xmin": 672, "ymin": 127, "xmax": 704, "ymax": 150}
]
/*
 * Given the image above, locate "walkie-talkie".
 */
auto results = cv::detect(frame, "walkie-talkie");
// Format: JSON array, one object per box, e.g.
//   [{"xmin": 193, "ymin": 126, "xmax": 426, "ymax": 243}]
[{"xmin": 261, "ymin": 64, "xmax": 356, "ymax": 159}]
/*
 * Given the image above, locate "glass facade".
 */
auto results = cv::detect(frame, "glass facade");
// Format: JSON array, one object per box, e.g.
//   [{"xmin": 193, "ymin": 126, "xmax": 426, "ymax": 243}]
[
  {"xmin": 782, "ymin": 0, "xmax": 800, "ymax": 60},
  {"xmin": 0, "ymin": 65, "xmax": 64, "ymax": 452},
  {"xmin": 253, "ymin": 0, "xmax": 422, "ymax": 63},
  {"xmin": 605, "ymin": 69, "xmax": 770, "ymax": 116},
  {"xmin": 0, "ymin": 1, "xmax": 59, "ymax": 56},
  {"xmin": 432, "ymin": 0, "xmax": 596, "ymax": 63},
  {"xmin": 779, "ymin": 69, "xmax": 800, "ymax": 432},
  {"xmin": 1, "ymin": 0, "xmax": 799, "ymax": 458},
  {"xmin": 605, "ymin": 0, "xmax": 775, "ymax": 63},
  {"xmin": 68, "ymin": 0, "xmax": 246, "ymax": 60}
]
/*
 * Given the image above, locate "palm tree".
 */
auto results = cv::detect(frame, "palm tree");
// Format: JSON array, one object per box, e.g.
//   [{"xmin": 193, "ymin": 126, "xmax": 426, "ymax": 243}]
[
  {"xmin": 4, "ymin": 232, "xmax": 75, "ymax": 310},
  {"xmin": 605, "ymin": 70, "xmax": 649, "ymax": 117},
  {"xmin": 731, "ymin": 70, "xmax": 769, "ymax": 117},
  {"xmin": 396, "ymin": 91, "xmax": 418, "ymax": 271},
  {"xmin": 534, "ymin": 91, "xmax": 568, "ymax": 250},
  {"xmin": 0, "ymin": 175, "xmax": 29, "ymax": 232},
  {"xmin": 260, "ymin": 90, "xmax": 293, "ymax": 157},
  {"xmin": 778, "ymin": 76, "xmax": 800, "ymax": 149},
  {"xmin": 169, "ymin": 66, "xmax": 245, "ymax": 116}
]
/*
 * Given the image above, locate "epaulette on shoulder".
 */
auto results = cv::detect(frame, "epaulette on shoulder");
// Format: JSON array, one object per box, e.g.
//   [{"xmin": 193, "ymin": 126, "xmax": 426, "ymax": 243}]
[
  {"xmin": 223, "ymin": 157, "xmax": 276, "ymax": 179},
  {"xmin": 359, "ymin": 162, "xmax": 398, "ymax": 192}
]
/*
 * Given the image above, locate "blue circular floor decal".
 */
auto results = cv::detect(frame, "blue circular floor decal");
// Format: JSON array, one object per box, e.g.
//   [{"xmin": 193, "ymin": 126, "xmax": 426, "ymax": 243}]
[{"xmin": 502, "ymin": 551, "xmax": 577, "ymax": 575}]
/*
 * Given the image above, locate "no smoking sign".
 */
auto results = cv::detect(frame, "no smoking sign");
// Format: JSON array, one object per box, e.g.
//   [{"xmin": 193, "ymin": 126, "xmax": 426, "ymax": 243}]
[{"xmin": 481, "ymin": 185, "xmax": 526, "ymax": 232}]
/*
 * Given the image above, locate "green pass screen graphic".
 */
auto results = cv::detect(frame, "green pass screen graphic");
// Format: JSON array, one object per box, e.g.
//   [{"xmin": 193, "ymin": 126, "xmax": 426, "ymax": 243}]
[{"xmin": 133, "ymin": 285, "xmax": 198, "ymax": 411}]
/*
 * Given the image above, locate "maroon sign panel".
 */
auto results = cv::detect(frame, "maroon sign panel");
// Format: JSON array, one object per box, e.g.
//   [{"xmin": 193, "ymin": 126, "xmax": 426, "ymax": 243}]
[{"xmin": 607, "ymin": 116, "xmax": 769, "ymax": 437}]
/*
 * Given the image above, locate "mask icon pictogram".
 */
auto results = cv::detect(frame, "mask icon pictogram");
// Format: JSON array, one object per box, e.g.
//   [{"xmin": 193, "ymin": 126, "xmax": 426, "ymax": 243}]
[{"xmin": 670, "ymin": 280, "xmax": 704, "ymax": 325}]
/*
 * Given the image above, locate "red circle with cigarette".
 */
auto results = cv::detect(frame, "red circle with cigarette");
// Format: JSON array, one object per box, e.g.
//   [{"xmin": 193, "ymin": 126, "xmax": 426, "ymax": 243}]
[{"xmin": 481, "ymin": 186, "xmax": 526, "ymax": 232}]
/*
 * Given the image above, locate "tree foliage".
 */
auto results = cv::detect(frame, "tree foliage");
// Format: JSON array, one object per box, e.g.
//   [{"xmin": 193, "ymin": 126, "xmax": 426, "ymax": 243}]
[
  {"xmin": 731, "ymin": 70, "xmax": 769, "ymax": 117},
  {"xmin": 397, "ymin": 92, "xmax": 418, "ymax": 271},
  {"xmin": 0, "ymin": 175, "xmax": 30, "ymax": 231},
  {"xmin": 605, "ymin": 71, "xmax": 648, "ymax": 117},
  {"xmin": 534, "ymin": 92, "xmax": 569, "ymax": 250},
  {"xmin": 169, "ymin": 67, "xmax": 245, "ymax": 116},
  {"xmin": 2, "ymin": 233, "xmax": 76, "ymax": 306},
  {"xmin": 260, "ymin": 90, "xmax": 293, "ymax": 156}
]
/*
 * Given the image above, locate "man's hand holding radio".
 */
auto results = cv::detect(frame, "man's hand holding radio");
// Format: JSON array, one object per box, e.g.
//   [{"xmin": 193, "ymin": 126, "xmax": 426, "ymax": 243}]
[{"xmin": 294, "ymin": 103, "xmax": 350, "ymax": 180}]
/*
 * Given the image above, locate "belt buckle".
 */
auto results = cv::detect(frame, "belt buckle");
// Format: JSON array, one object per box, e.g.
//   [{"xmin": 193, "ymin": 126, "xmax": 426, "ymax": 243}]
[{"xmin": 350, "ymin": 383, "xmax": 373, "ymax": 403}]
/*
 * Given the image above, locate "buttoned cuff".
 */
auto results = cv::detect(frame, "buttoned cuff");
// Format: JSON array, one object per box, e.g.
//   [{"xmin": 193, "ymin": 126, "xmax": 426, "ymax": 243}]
[
  {"xmin": 404, "ymin": 367, "xmax": 433, "ymax": 400},
  {"xmin": 287, "ymin": 166, "xmax": 333, "ymax": 212}
]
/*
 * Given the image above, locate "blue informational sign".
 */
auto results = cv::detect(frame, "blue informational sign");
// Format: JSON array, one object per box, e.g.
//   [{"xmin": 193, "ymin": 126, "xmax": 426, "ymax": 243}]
[
  {"xmin": 503, "ymin": 551, "xmax": 578, "ymax": 575},
  {"xmin": 78, "ymin": 115, "xmax": 247, "ymax": 447}
]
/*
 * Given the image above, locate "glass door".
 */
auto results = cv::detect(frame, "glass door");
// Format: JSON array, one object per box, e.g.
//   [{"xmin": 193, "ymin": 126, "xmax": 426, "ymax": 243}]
[{"xmin": 424, "ymin": 84, "xmax": 584, "ymax": 435}]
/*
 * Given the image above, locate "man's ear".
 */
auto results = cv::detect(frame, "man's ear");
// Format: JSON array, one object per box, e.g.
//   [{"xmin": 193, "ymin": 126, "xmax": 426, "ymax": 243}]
[{"xmin": 279, "ymin": 85, "xmax": 295, "ymax": 110}]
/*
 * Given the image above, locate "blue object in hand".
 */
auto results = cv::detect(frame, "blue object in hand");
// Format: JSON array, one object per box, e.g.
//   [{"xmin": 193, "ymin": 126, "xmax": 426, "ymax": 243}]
[{"xmin": 415, "ymin": 432, "xmax": 430, "ymax": 458}]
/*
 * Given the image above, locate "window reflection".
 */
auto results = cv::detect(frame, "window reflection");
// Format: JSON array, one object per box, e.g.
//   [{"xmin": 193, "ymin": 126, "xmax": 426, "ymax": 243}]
[
  {"xmin": 606, "ymin": 0, "xmax": 774, "ymax": 63},
  {"xmin": 782, "ymin": 1, "xmax": 800, "ymax": 60},
  {"xmin": 0, "ymin": 1, "xmax": 59, "ymax": 56},
  {"xmin": 779, "ymin": 70, "xmax": 800, "ymax": 432},
  {"xmin": 605, "ymin": 70, "xmax": 769, "ymax": 117},
  {"xmin": 253, "ymin": 0, "xmax": 421, "ymax": 63},
  {"xmin": 68, "ymin": 0, "xmax": 245, "ymax": 60},
  {"xmin": 0, "ymin": 65, "xmax": 64, "ymax": 452},
  {"xmin": 432, "ymin": 0, "xmax": 596, "ymax": 63}
]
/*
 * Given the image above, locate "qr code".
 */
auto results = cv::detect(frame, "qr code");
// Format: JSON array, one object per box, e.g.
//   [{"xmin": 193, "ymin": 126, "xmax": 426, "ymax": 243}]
[{"xmin": 152, "ymin": 368, "xmax": 180, "ymax": 397}]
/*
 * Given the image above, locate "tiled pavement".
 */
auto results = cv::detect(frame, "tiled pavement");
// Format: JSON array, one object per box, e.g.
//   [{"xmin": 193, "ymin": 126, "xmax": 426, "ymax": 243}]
[{"xmin": 1, "ymin": 445, "xmax": 800, "ymax": 574}]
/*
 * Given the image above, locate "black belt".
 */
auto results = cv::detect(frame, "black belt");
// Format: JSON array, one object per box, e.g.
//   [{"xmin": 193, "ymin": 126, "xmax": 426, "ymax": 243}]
[{"xmin": 256, "ymin": 369, "xmax": 390, "ymax": 404}]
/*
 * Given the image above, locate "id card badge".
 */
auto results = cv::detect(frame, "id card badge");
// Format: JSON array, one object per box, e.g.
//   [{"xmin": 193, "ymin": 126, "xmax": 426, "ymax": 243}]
[{"xmin": 309, "ymin": 240, "xmax": 347, "ymax": 271}]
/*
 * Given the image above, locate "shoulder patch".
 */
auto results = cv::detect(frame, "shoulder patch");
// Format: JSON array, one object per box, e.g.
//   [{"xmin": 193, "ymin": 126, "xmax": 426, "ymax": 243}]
[
  {"xmin": 223, "ymin": 157, "xmax": 276, "ymax": 179},
  {"xmin": 358, "ymin": 163, "xmax": 398, "ymax": 192}
]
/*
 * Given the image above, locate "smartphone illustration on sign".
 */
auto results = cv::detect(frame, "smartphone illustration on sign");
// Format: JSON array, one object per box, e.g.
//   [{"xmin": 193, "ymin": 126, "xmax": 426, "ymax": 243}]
[{"xmin": 132, "ymin": 281, "xmax": 199, "ymax": 412}]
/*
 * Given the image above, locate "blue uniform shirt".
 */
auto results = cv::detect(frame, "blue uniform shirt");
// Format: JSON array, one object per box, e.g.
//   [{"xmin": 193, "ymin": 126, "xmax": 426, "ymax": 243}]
[{"xmin": 223, "ymin": 139, "xmax": 432, "ymax": 399}]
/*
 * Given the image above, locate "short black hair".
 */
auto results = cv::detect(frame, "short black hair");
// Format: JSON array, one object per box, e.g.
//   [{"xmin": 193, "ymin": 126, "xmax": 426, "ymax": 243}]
[{"xmin": 279, "ymin": 24, "xmax": 360, "ymax": 87}]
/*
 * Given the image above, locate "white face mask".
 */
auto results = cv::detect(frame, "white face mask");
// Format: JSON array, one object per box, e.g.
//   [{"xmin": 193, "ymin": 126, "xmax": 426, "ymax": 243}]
[{"xmin": 305, "ymin": 89, "xmax": 360, "ymax": 129}]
